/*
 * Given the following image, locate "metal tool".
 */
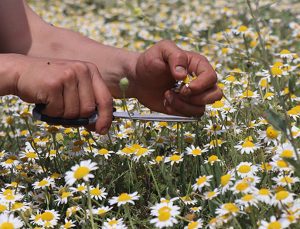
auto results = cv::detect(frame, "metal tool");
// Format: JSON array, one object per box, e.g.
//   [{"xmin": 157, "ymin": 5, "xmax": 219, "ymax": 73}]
[{"xmin": 32, "ymin": 104, "xmax": 199, "ymax": 126}]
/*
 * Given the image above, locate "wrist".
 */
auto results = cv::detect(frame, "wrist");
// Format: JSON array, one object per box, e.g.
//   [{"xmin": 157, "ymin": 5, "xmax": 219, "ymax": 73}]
[{"xmin": 0, "ymin": 54, "xmax": 23, "ymax": 96}]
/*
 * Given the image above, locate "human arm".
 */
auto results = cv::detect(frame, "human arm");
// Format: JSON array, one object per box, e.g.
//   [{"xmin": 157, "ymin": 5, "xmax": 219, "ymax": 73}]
[{"xmin": 0, "ymin": 0, "xmax": 222, "ymax": 119}]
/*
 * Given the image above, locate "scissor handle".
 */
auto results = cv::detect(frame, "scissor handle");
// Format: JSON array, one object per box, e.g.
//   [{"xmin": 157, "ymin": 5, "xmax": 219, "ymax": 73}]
[{"xmin": 32, "ymin": 104, "xmax": 98, "ymax": 126}]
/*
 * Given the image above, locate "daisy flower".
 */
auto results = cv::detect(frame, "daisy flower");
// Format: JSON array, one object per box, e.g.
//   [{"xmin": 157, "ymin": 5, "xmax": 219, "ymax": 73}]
[
  {"xmin": 184, "ymin": 219, "xmax": 203, "ymax": 229},
  {"xmin": 65, "ymin": 159, "xmax": 98, "ymax": 186},
  {"xmin": 259, "ymin": 216, "xmax": 290, "ymax": 229},
  {"xmin": 0, "ymin": 157, "xmax": 19, "ymax": 169},
  {"xmin": 272, "ymin": 175, "xmax": 299, "ymax": 188},
  {"xmin": 33, "ymin": 177, "xmax": 54, "ymax": 189},
  {"xmin": 185, "ymin": 145, "xmax": 207, "ymax": 157},
  {"xmin": 92, "ymin": 206, "xmax": 112, "ymax": 216},
  {"xmin": 234, "ymin": 138, "xmax": 260, "ymax": 154},
  {"xmin": 215, "ymin": 202, "xmax": 240, "ymax": 217},
  {"xmin": 0, "ymin": 213, "xmax": 23, "ymax": 228},
  {"xmin": 275, "ymin": 142, "xmax": 297, "ymax": 160},
  {"xmin": 165, "ymin": 153, "xmax": 184, "ymax": 165},
  {"xmin": 31, "ymin": 209, "xmax": 60, "ymax": 228},
  {"xmin": 132, "ymin": 146, "xmax": 154, "ymax": 162},
  {"xmin": 102, "ymin": 217, "xmax": 127, "ymax": 229},
  {"xmin": 255, "ymin": 188, "xmax": 273, "ymax": 205},
  {"xmin": 235, "ymin": 194, "xmax": 258, "ymax": 208},
  {"xmin": 11, "ymin": 201, "xmax": 30, "ymax": 212},
  {"xmin": 220, "ymin": 173, "xmax": 234, "ymax": 193},
  {"xmin": 61, "ymin": 219, "xmax": 76, "ymax": 229},
  {"xmin": 109, "ymin": 192, "xmax": 139, "ymax": 206},
  {"xmin": 190, "ymin": 206, "xmax": 202, "ymax": 213},
  {"xmin": 89, "ymin": 185, "xmax": 107, "ymax": 200},
  {"xmin": 206, "ymin": 139, "xmax": 225, "ymax": 149},
  {"xmin": 180, "ymin": 195, "xmax": 197, "ymax": 205},
  {"xmin": 192, "ymin": 175, "xmax": 213, "ymax": 192},
  {"xmin": 259, "ymin": 126, "xmax": 281, "ymax": 145},
  {"xmin": 236, "ymin": 162, "xmax": 258, "ymax": 178},
  {"xmin": 55, "ymin": 191, "xmax": 72, "ymax": 205},
  {"xmin": 70, "ymin": 183, "xmax": 87, "ymax": 194},
  {"xmin": 270, "ymin": 158, "xmax": 292, "ymax": 172},
  {"xmin": 150, "ymin": 202, "xmax": 180, "ymax": 228},
  {"xmin": 231, "ymin": 180, "xmax": 256, "ymax": 194},
  {"xmin": 92, "ymin": 148, "xmax": 114, "ymax": 159},
  {"xmin": 273, "ymin": 190, "xmax": 295, "ymax": 207},
  {"xmin": 204, "ymin": 155, "xmax": 221, "ymax": 165},
  {"xmin": 204, "ymin": 188, "xmax": 220, "ymax": 200},
  {"xmin": 0, "ymin": 189, "xmax": 23, "ymax": 204}
]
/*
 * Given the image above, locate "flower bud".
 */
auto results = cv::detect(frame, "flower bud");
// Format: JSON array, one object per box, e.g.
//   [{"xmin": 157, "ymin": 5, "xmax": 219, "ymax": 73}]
[{"xmin": 119, "ymin": 77, "xmax": 129, "ymax": 92}]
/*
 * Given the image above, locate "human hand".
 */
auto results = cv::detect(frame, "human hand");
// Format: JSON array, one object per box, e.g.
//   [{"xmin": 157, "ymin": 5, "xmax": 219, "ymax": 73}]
[
  {"xmin": 132, "ymin": 40, "xmax": 223, "ymax": 116},
  {"xmin": 14, "ymin": 55, "xmax": 112, "ymax": 134}
]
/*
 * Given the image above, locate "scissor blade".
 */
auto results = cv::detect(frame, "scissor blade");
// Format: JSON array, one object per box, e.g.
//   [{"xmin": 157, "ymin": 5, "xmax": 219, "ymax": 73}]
[{"xmin": 113, "ymin": 111, "xmax": 199, "ymax": 122}]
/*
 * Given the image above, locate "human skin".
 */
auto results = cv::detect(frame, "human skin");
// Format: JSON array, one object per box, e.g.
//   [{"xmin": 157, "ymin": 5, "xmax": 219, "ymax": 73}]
[{"xmin": 0, "ymin": 0, "xmax": 223, "ymax": 134}]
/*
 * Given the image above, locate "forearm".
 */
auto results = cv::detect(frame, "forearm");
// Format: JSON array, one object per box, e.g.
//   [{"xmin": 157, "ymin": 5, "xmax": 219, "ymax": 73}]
[
  {"xmin": 0, "ymin": 54, "xmax": 20, "ymax": 96},
  {"xmin": 27, "ymin": 25, "xmax": 139, "ymax": 98}
]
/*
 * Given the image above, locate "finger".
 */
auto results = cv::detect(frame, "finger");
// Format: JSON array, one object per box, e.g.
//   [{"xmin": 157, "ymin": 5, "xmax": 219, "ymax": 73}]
[
  {"xmin": 180, "ymin": 85, "xmax": 223, "ymax": 106},
  {"xmin": 164, "ymin": 90, "xmax": 205, "ymax": 117},
  {"xmin": 75, "ymin": 63, "xmax": 96, "ymax": 117},
  {"xmin": 180, "ymin": 53, "xmax": 218, "ymax": 96},
  {"xmin": 159, "ymin": 40, "xmax": 189, "ymax": 80},
  {"xmin": 90, "ymin": 66, "xmax": 113, "ymax": 134},
  {"xmin": 62, "ymin": 69, "xmax": 80, "ymax": 119},
  {"xmin": 43, "ymin": 91, "xmax": 64, "ymax": 118}
]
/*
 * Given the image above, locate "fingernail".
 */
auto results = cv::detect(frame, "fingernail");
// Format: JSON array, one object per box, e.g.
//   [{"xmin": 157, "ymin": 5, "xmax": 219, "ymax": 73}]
[
  {"xmin": 181, "ymin": 84, "xmax": 191, "ymax": 96},
  {"xmin": 175, "ymin": 66, "xmax": 187, "ymax": 74}
]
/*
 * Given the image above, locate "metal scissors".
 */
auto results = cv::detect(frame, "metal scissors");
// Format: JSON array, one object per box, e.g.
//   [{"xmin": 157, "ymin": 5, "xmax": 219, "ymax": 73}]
[{"xmin": 32, "ymin": 104, "xmax": 199, "ymax": 126}]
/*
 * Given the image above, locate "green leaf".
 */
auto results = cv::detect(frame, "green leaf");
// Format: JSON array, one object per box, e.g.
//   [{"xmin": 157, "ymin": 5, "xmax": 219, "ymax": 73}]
[{"xmin": 264, "ymin": 109, "xmax": 287, "ymax": 133}]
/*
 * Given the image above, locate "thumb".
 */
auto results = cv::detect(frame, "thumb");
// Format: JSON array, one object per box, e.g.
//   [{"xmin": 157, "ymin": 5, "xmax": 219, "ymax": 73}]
[{"xmin": 159, "ymin": 40, "xmax": 188, "ymax": 80}]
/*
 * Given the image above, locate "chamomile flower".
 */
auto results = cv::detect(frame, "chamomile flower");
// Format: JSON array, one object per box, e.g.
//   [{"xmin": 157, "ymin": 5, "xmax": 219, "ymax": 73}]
[
  {"xmin": 89, "ymin": 185, "xmax": 107, "ymax": 200},
  {"xmin": 273, "ymin": 190, "xmax": 295, "ymax": 207},
  {"xmin": 259, "ymin": 126, "xmax": 281, "ymax": 145},
  {"xmin": 220, "ymin": 173, "xmax": 234, "ymax": 193},
  {"xmin": 259, "ymin": 216, "xmax": 290, "ymax": 229},
  {"xmin": 204, "ymin": 155, "xmax": 221, "ymax": 165},
  {"xmin": 204, "ymin": 188, "xmax": 220, "ymax": 200},
  {"xmin": 180, "ymin": 195, "xmax": 197, "ymax": 205},
  {"xmin": 109, "ymin": 192, "xmax": 139, "ymax": 206},
  {"xmin": 192, "ymin": 175, "xmax": 213, "ymax": 192},
  {"xmin": 165, "ymin": 153, "xmax": 184, "ymax": 165},
  {"xmin": 102, "ymin": 217, "xmax": 127, "ymax": 229},
  {"xmin": 70, "ymin": 183, "xmax": 87, "ymax": 194},
  {"xmin": 93, "ymin": 148, "xmax": 114, "ymax": 159},
  {"xmin": 275, "ymin": 142, "xmax": 297, "ymax": 160},
  {"xmin": 150, "ymin": 202, "xmax": 180, "ymax": 228},
  {"xmin": 132, "ymin": 146, "xmax": 154, "ymax": 162},
  {"xmin": 235, "ymin": 194, "xmax": 258, "ymax": 208},
  {"xmin": 231, "ymin": 180, "xmax": 255, "ymax": 194},
  {"xmin": 185, "ymin": 145, "xmax": 207, "ymax": 157},
  {"xmin": 61, "ymin": 219, "xmax": 76, "ymax": 229},
  {"xmin": 236, "ymin": 162, "xmax": 258, "ymax": 177},
  {"xmin": 0, "ymin": 213, "xmax": 23, "ymax": 228},
  {"xmin": 33, "ymin": 177, "xmax": 54, "ymax": 189},
  {"xmin": 273, "ymin": 175, "xmax": 299, "ymax": 188},
  {"xmin": 215, "ymin": 202, "xmax": 240, "ymax": 217},
  {"xmin": 32, "ymin": 209, "xmax": 60, "ymax": 228},
  {"xmin": 234, "ymin": 138, "xmax": 260, "ymax": 154},
  {"xmin": 55, "ymin": 191, "xmax": 73, "ymax": 205},
  {"xmin": 184, "ymin": 219, "xmax": 203, "ymax": 229},
  {"xmin": 65, "ymin": 159, "xmax": 98, "ymax": 186},
  {"xmin": 255, "ymin": 188, "xmax": 273, "ymax": 205},
  {"xmin": 92, "ymin": 206, "xmax": 112, "ymax": 216}
]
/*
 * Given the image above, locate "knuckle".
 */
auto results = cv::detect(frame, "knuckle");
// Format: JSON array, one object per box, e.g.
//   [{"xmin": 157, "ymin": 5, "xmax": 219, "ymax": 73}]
[
  {"xmin": 81, "ymin": 105, "xmax": 95, "ymax": 117},
  {"xmin": 63, "ymin": 68, "xmax": 76, "ymax": 81},
  {"xmin": 216, "ymin": 89, "xmax": 224, "ymax": 99},
  {"xmin": 74, "ymin": 62, "xmax": 89, "ymax": 75},
  {"xmin": 46, "ymin": 79, "xmax": 61, "ymax": 91}
]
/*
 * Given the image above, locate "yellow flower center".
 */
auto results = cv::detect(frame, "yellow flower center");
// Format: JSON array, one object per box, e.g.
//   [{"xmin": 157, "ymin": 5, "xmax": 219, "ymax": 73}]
[
  {"xmin": 64, "ymin": 222, "xmax": 73, "ymax": 228},
  {"xmin": 155, "ymin": 156, "xmax": 163, "ymax": 163},
  {"xmin": 98, "ymin": 149, "xmax": 109, "ymax": 155},
  {"xmin": 197, "ymin": 176, "xmax": 207, "ymax": 185},
  {"xmin": 238, "ymin": 25, "xmax": 248, "ymax": 32},
  {"xmin": 170, "ymin": 154, "xmax": 181, "ymax": 161},
  {"xmin": 118, "ymin": 193, "xmax": 131, "ymax": 202},
  {"xmin": 136, "ymin": 148, "xmax": 148, "ymax": 156},
  {"xmin": 280, "ymin": 49, "xmax": 290, "ymax": 55},
  {"xmin": 108, "ymin": 220, "xmax": 118, "ymax": 226},
  {"xmin": 275, "ymin": 191, "xmax": 289, "ymax": 200},
  {"xmin": 121, "ymin": 147, "xmax": 134, "ymax": 155},
  {"xmin": 260, "ymin": 78, "xmax": 268, "ymax": 88},
  {"xmin": 236, "ymin": 182, "xmax": 249, "ymax": 191},
  {"xmin": 259, "ymin": 188, "xmax": 270, "ymax": 195},
  {"xmin": 41, "ymin": 211, "xmax": 54, "ymax": 221},
  {"xmin": 280, "ymin": 150, "xmax": 293, "ymax": 158},
  {"xmin": 4, "ymin": 159, "xmax": 14, "ymax": 164},
  {"xmin": 90, "ymin": 188, "xmax": 102, "ymax": 196},
  {"xmin": 280, "ymin": 177, "xmax": 293, "ymax": 184},
  {"xmin": 158, "ymin": 122, "xmax": 168, "ymax": 127},
  {"xmin": 158, "ymin": 206, "xmax": 171, "ymax": 221},
  {"xmin": 26, "ymin": 152, "xmax": 37, "ymax": 158},
  {"xmin": 277, "ymin": 160, "xmax": 288, "ymax": 168},
  {"xmin": 242, "ymin": 90, "xmax": 254, "ymax": 97},
  {"xmin": 208, "ymin": 155, "xmax": 218, "ymax": 163},
  {"xmin": 98, "ymin": 209, "xmax": 107, "ymax": 215},
  {"xmin": 221, "ymin": 174, "xmax": 231, "ymax": 186},
  {"xmin": 271, "ymin": 66, "xmax": 283, "ymax": 76},
  {"xmin": 191, "ymin": 149, "xmax": 202, "ymax": 155},
  {"xmin": 0, "ymin": 222, "xmax": 14, "ymax": 229},
  {"xmin": 223, "ymin": 203, "xmax": 239, "ymax": 213},
  {"xmin": 261, "ymin": 163, "xmax": 272, "ymax": 171},
  {"xmin": 242, "ymin": 194, "xmax": 253, "ymax": 201},
  {"xmin": 188, "ymin": 221, "xmax": 199, "ymax": 229},
  {"xmin": 62, "ymin": 192, "xmax": 71, "ymax": 199},
  {"xmin": 226, "ymin": 75, "xmax": 236, "ymax": 82},
  {"xmin": 238, "ymin": 165, "xmax": 251, "ymax": 173},
  {"xmin": 212, "ymin": 100, "xmax": 224, "ymax": 108},
  {"xmin": 38, "ymin": 179, "xmax": 49, "ymax": 187},
  {"xmin": 0, "ymin": 204, "xmax": 7, "ymax": 212},
  {"xmin": 74, "ymin": 166, "xmax": 90, "ymax": 180},
  {"xmin": 207, "ymin": 191, "xmax": 216, "ymax": 198},
  {"xmin": 12, "ymin": 202, "xmax": 24, "ymax": 210},
  {"xmin": 267, "ymin": 221, "xmax": 281, "ymax": 229},
  {"xmin": 266, "ymin": 126, "xmax": 279, "ymax": 139},
  {"xmin": 242, "ymin": 141, "xmax": 255, "ymax": 148}
]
